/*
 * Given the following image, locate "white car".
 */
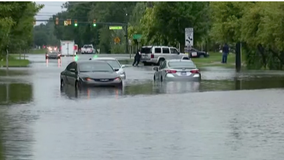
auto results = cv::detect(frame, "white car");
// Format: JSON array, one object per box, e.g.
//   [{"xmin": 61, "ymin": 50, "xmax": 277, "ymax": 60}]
[
  {"xmin": 90, "ymin": 57, "xmax": 126, "ymax": 79},
  {"xmin": 81, "ymin": 44, "xmax": 94, "ymax": 54}
]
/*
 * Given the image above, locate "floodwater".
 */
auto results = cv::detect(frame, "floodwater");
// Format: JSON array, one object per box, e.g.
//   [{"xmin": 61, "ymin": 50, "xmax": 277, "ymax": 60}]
[{"xmin": 1, "ymin": 55, "xmax": 284, "ymax": 160}]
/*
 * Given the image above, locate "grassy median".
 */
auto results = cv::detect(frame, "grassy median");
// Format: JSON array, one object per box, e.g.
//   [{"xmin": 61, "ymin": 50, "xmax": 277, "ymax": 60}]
[
  {"xmin": 0, "ymin": 56, "xmax": 30, "ymax": 67},
  {"xmin": 30, "ymin": 49, "xmax": 46, "ymax": 54},
  {"xmin": 191, "ymin": 52, "xmax": 244, "ymax": 68}
]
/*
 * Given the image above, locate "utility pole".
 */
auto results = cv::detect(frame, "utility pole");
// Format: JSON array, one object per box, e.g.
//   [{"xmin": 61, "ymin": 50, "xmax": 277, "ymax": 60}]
[
  {"xmin": 125, "ymin": 9, "xmax": 129, "ymax": 55},
  {"xmin": 6, "ymin": 45, "xmax": 9, "ymax": 70},
  {"xmin": 235, "ymin": 42, "xmax": 241, "ymax": 72}
]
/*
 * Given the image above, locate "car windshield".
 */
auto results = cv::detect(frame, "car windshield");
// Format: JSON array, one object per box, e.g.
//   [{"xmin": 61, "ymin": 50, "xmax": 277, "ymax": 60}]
[
  {"xmin": 79, "ymin": 63, "xmax": 114, "ymax": 72},
  {"xmin": 84, "ymin": 46, "xmax": 92, "ymax": 48},
  {"xmin": 103, "ymin": 60, "xmax": 121, "ymax": 69},
  {"xmin": 51, "ymin": 52, "xmax": 58, "ymax": 54},
  {"xmin": 168, "ymin": 61, "xmax": 196, "ymax": 69}
]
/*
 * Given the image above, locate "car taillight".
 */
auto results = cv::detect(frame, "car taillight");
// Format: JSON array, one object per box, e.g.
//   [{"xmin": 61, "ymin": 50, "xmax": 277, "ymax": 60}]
[
  {"xmin": 114, "ymin": 77, "xmax": 121, "ymax": 81},
  {"xmin": 151, "ymin": 54, "xmax": 154, "ymax": 58},
  {"xmin": 166, "ymin": 70, "xmax": 177, "ymax": 74},
  {"xmin": 190, "ymin": 69, "xmax": 199, "ymax": 74},
  {"xmin": 85, "ymin": 78, "xmax": 91, "ymax": 81}
]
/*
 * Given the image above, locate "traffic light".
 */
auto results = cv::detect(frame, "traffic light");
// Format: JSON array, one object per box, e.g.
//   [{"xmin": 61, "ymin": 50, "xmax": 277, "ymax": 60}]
[
  {"xmin": 74, "ymin": 20, "xmax": 78, "ymax": 27},
  {"xmin": 93, "ymin": 19, "xmax": 96, "ymax": 27},
  {"xmin": 55, "ymin": 17, "xmax": 59, "ymax": 25}
]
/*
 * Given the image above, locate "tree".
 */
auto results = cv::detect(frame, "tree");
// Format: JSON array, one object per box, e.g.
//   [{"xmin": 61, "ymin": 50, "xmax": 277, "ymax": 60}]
[{"xmin": 0, "ymin": 2, "xmax": 43, "ymax": 58}]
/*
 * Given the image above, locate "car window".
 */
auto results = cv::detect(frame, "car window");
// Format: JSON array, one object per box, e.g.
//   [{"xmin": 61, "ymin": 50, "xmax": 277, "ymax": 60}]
[
  {"xmin": 190, "ymin": 48, "xmax": 198, "ymax": 52},
  {"xmin": 162, "ymin": 48, "xmax": 170, "ymax": 54},
  {"xmin": 141, "ymin": 47, "xmax": 152, "ymax": 54},
  {"xmin": 79, "ymin": 62, "xmax": 114, "ymax": 72},
  {"xmin": 154, "ymin": 48, "xmax": 161, "ymax": 53},
  {"xmin": 168, "ymin": 61, "xmax": 196, "ymax": 69},
  {"xmin": 170, "ymin": 48, "xmax": 179, "ymax": 54},
  {"xmin": 66, "ymin": 62, "xmax": 75, "ymax": 71},
  {"xmin": 84, "ymin": 46, "xmax": 92, "ymax": 48}
]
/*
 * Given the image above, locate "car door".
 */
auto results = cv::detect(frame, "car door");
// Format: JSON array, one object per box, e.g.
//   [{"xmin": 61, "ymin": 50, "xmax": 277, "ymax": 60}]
[
  {"xmin": 170, "ymin": 47, "xmax": 181, "ymax": 59},
  {"xmin": 162, "ymin": 47, "xmax": 171, "ymax": 59},
  {"xmin": 65, "ymin": 62, "xmax": 76, "ymax": 86},
  {"xmin": 63, "ymin": 62, "xmax": 73, "ymax": 85},
  {"xmin": 153, "ymin": 47, "xmax": 162, "ymax": 63},
  {"xmin": 68, "ymin": 62, "xmax": 78, "ymax": 86}
]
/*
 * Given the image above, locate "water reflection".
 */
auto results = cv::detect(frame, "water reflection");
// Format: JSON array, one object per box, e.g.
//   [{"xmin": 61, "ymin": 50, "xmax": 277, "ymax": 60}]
[
  {"xmin": 61, "ymin": 85, "xmax": 124, "ymax": 99},
  {"xmin": 0, "ymin": 69, "xmax": 30, "ymax": 77},
  {"xmin": 0, "ymin": 83, "xmax": 33, "ymax": 105},
  {"xmin": 45, "ymin": 59, "xmax": 62, "ymax": 68}
]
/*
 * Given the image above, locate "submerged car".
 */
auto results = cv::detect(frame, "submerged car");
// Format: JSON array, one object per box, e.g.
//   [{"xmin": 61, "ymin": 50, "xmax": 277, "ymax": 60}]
[
  {"xmin": 60, "ymin": 60, "xmax": 123, "ymax": 89},
  {"xmin": 46, "ymin": 51, "xmax": 61, "ymax": 59},
  {"xmin": 153, "ymin": 59, "xmax": 201, "ymax": 81},
  {"xmin": 89, "ymin": 57, "xmax": 126, "ymax": 79}
]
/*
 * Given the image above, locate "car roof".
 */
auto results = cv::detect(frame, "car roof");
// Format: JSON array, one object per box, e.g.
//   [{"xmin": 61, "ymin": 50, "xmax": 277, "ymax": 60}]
[
  {"xmin": 76, "ymin": 60, "xmax": 108, "ymax": 65},
  {"xmin": 167, "ymin": 59, "xmax": 193, "ymax": 62},
  {"xmin": 92, "ymin": 57, "xmax": 117, "ymax": 60}
]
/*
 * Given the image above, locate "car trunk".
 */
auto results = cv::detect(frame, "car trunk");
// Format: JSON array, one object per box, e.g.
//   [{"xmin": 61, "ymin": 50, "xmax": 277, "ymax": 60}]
[
  {"xmin": 167, "ymin": 68, "xmax": 199, "ymax": 77},
  {"xmin": 141, "ymin": 47, "xmax": 152, "ymax": 59}
]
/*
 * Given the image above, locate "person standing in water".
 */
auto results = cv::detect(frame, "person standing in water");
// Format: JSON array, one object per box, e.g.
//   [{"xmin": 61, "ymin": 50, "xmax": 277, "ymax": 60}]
[
  {"xmin": 222, "ymin": 43, "xmax": 229, "ymax": 63},
  {"xmin": 132, "ymin": 49, "xmax": 141, "ymax": 66}
]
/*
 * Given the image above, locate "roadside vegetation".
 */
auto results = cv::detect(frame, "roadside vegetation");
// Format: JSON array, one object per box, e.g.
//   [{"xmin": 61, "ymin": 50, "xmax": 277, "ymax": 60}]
[
  {"xmin": 0, "ymin": 2, "xmax": 43, "ymax": 67},
  {"xmin": 1, "ymin": 2, "xmax": 284, "ymax": 69},
  {"xmin": 0, "ymin": 56, "xmax": 29, "ymax": 67}
]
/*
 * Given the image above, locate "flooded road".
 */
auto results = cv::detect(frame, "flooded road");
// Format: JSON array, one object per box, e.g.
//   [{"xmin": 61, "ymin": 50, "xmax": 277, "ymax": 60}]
[{"xmin": 1, "ymin": 55, "xmax": 284, "ymax": 160}]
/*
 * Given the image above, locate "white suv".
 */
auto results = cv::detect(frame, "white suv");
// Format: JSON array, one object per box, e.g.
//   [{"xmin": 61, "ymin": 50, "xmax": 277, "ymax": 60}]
[{"xmin": 140, "ymin": 46, "xmax": 189, "ymax": 66}]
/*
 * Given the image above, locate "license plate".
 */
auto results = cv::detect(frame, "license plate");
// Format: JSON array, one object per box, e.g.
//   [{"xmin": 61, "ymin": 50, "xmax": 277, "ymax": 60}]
[
  {"xmin": 181, "ymin": 71, "xmax": 187, "ymax": 76},
  {"xmin": 100, "ymin": 79, "xmax": 109, "ymax": 82}
]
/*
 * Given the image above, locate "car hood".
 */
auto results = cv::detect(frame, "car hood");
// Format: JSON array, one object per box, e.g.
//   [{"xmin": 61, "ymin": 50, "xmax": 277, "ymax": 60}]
[{"xmin": 79, "ymin": 72, "xmax": 119, "ymax": 79}]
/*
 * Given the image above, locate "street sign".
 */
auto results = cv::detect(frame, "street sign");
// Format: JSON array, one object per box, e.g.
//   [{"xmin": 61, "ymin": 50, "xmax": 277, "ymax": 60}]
[
  {"xmin": 185, "ymin": 28, "xmax": 193, "ymax": 47},
  {"xmin": 114, "ymin": 37, "xmax": 120, "ymax": 43},
  {"xmin": 109, "ymin": 26, "xmax": 123, "ymax": 30},
  {"xmin": 133, "ymin": 34, "xmax": 142, "ymax": 40}
]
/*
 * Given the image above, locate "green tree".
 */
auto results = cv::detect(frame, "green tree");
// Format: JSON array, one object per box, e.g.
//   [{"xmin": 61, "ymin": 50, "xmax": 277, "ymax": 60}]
[{"xmin": 0, "ymin": 2, "xmax": 43, "ymax": 58}]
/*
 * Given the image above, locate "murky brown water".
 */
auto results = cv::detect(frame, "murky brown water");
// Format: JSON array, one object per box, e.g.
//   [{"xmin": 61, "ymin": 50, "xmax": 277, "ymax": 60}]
[{"xmin": 1, "ymin": 55, "xmax": 284, "ymax": 160}]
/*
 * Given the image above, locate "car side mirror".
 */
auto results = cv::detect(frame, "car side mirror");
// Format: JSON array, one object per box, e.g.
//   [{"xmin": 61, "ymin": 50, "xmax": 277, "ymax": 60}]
[
  {"xmin": 121, "ymin": 65, "xmax": 125, "ymax": 68},
  {"xmin": 153, "ymin": 67, "xmax": 158, "ymax": 71}
]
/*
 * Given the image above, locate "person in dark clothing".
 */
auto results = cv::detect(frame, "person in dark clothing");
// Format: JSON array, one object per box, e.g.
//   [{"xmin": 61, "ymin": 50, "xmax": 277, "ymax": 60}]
[
  {"xmin": 222, "ymin": 43, "xmax": 229, "ymax": 63},
  {"xmin": 132, "ymin": 49, "xmax": 141, "ymax": 66}
]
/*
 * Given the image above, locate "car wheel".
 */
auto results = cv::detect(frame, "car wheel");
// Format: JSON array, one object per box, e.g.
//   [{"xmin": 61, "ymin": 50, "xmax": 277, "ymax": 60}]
[
  {"xmin": 75, "ymin": 81, "xmax": 80, "ymax": 90},
  {"xmin": 60, "ymin": 79, "xmax": 64, "ymax": 90}
]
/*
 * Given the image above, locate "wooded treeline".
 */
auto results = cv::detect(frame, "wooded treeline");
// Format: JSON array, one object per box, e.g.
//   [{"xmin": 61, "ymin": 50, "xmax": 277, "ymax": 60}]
[{"xmin": 1, "ymin": 2, "xmax": 284, "ymax": 69}]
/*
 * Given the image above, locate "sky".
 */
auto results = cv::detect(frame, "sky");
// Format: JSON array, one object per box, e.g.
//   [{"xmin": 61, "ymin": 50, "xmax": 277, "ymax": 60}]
[{"xmin": 35, "ymin": 1, "xmax": 67, "ymax": 25}]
